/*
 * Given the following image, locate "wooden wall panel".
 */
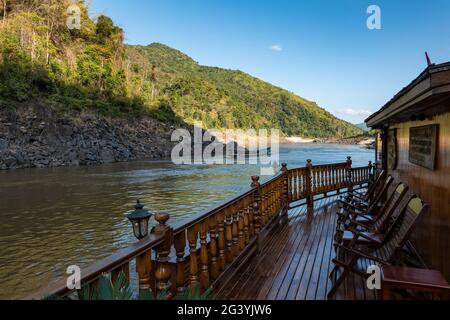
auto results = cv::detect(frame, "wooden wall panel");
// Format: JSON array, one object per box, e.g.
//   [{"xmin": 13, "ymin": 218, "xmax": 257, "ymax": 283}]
[{"xmin": 388, "ymin": 112, "xmax": 450, "ymax": 280}]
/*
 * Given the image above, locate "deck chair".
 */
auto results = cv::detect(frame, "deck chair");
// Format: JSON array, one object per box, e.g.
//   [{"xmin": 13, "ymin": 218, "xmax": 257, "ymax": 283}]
[
  {"xmin": 345, "ymin": 170, "xmax": 386, "ymax": 206},
  {"xmin": 339, "ymin": 174, "xmax": 392, "ymax": 215},
  {"xmin": 327, "ymin": 195, "xmax": 429, "ymax": 300},
  {"xmin": 334, "ymin": 175, "xmax": 394, "ymax": 241},
  {"xmin": 335, "ymin": 183, "xmax": 410, "ymax": 253},
  {"xmin": 334, "ymin": 182, "xmax": 408, "ymax": 243}
]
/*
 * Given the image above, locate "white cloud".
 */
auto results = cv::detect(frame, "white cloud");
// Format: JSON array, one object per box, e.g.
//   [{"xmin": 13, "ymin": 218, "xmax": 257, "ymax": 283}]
[
  {"xmin": 270, "ymin": 44, "xmax": 283, "ymax": 52},
  {"xmin": 338, "ymin": 108, "xmax": 373, "ymax": 116}
]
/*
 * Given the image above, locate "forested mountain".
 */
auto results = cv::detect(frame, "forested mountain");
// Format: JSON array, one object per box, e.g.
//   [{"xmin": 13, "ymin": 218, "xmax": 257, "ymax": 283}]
[
  {"xmin": 0, "ymin": 0, "xmax": 362, "ymax": 138},
  {"xmin": 355, "ymin": 123, "xmax": 369, "ymax": 132}
]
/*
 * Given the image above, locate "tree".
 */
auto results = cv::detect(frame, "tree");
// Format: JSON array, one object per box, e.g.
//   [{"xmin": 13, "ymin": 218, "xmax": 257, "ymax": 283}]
[
  {"xmin": 150, "ymin": 64, "xmax": 157, "ymax": 99},
  {"xmin": 1, "ymin": 0, "xmax": 7, "ymax": 24}
]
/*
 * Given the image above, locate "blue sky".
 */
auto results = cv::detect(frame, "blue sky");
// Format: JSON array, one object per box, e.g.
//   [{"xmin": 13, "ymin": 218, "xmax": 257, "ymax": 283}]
[{"xmin": 89, "ymin": 0, "xmax": 450, "ymax": 124}]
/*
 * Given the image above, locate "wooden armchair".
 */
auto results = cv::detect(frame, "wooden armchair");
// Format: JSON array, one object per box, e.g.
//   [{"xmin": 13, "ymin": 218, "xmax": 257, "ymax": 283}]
[
  {"xmin": 334, "ymin": 182, "xmax": 408, "ymax": 243},
  {"xmin": 344, "ymin": 170, "xmax": 386, "ymax": 207},
  {"xmin": 327, "ymin": 196, "xmax": 430, "ymax": 300},
  {"xmin": 334, "ymin": 175, "xmax": 394, "ymax": 241}
]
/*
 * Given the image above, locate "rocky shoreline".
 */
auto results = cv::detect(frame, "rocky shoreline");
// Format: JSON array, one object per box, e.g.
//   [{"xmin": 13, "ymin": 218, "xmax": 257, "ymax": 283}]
[
  {"xmin": 0, "ymin": 105, "xmax": 376, "ymax": 171},
  {"xmin": 281, "ymin": 136, "xmax": 375, "ymax": 148},
  {"xmin": 0, "ymin": 105, "xmax": 178, "ymax": 170}
]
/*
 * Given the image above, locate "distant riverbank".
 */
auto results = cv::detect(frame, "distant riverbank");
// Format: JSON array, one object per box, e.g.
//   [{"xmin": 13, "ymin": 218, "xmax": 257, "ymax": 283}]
[{"xmin": 281, "ymin": 135, "xmax": 375, "ymax": 148}]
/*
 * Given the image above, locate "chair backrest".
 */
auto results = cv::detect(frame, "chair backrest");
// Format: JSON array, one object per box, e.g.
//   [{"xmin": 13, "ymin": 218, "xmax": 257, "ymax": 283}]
[
  {"xmin": 379, "ymin": 195, "xmax": 429, "ymax": 261},
  {"xmin": 365, "ymin": 170, "xmax": 386, "ymax": 201},
  {"xmin": 367, "ymin": 175, "xmax": 394, "ymax": 213},
  {"xmin": 374, "ymin": 182, "xmax": 409, "ymax": 232}
]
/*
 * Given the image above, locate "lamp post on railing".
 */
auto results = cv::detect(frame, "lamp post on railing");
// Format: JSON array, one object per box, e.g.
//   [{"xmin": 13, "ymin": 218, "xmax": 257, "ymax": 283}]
[
  {"xmin": 126, "ymin": 200, "xmax": 153, "ymax": 240},
  {"xmin": 126, "ymin": 200, "xmax": 154, "ymax": 296},
  {"xmin": 126, "ymin": 201, "xmax": 173, "ymax": 299}
]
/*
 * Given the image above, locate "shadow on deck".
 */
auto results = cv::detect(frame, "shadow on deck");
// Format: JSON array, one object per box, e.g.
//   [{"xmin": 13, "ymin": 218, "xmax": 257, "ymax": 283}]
[{"xmin": 218, "ymin": 195, "xmax": 377, "ymax": 300}]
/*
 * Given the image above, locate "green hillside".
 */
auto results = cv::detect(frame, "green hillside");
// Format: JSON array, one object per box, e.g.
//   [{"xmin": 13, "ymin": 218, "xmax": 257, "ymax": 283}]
[{"xmin": 0, "ymin": 1, "xmax": 362, "ymax": 138}]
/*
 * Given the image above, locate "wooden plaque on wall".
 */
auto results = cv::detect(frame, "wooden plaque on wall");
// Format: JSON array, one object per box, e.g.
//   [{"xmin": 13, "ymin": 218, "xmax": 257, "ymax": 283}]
[
  {"xmin": 409, "ymin": 124, "xmax": 438, "ymax": 170},
  {"xmin": 387, "ymin": 129, "xmax": 397, "ymax": 170}
]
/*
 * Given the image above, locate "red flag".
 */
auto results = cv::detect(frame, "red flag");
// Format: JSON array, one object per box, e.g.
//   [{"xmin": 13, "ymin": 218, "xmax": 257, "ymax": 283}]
[{"xmin": 425, "ymin": 52, "xmax": 432, "ymax": 66}]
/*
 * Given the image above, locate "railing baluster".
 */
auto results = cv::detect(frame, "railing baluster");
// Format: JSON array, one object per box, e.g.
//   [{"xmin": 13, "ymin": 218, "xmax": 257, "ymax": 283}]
[
  {"xmin": 251, "ymin": 176, "xmax": 261, "ymax": 235},
  {"xmin": 293, "ymin": 170, "xmax": 298, "ymax": 200},
  {"xmin": 136, "ymin": 251, "xmax": 152, "ymax": 295},
  {"xmin": 216, "ymin": 211, "xmax": 226, "ymax": 272},
  {"xmin": 261, "ymin": 187, "xmax": 267, "ymax": 226},
  {"xmin": 238, "ymin": 203, "xmax": 245, "ymax": 251},
  {"xmin": 209, "ymin": 215, "xmax": 219, "ymax": 280},
  {"xmin": 243, "ymin": 200, "xmax": 250, "ymax": 245},
  {"xmin": 200, "ymin": 220, "xmax": 210, "ymax": 289},
  {"xmin": 187, "ymin": 225, "xmax": 200, "ymax": 290},
  {"xmin": 231, "ymin": 203, "xmax": 239, "ymax": 257},
  {"xmin": 248, "ymin": 197, "xmax": 255, "ymax": 238},
  {"xmin": 306, "ymin": 160, "xmax": 313, "ymax": 212},
  {"xmin": 225, "ymin": 206, "xmax": 234, "ymax": 263},
  {"xmin": 174, "ymin": 231, "xmax": 187, "ymax": 294}
]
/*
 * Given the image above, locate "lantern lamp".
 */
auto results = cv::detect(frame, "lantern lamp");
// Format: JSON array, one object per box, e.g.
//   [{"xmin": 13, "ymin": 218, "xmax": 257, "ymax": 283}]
[{"xmin": 126, "ymin": 200, "xmax": 153, "ymax": 240}]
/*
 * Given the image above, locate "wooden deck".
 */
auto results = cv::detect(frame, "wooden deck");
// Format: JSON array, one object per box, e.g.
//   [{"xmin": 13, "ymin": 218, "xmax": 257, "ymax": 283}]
[{"xmin": 218, "ymin": 195, "xmax": 378, "ymax": 300}]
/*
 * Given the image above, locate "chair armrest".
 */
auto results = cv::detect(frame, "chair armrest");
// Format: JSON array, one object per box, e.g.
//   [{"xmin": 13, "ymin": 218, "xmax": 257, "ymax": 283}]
[
  {"xmin": 347, "ymin": 227, "xmax": 378, "ymax": 244},
  {"xmin": 339, "ymin": 198, "xmax": 369, "ymax": 210},
  {"xmin": 351, "ymin": 219, "xmax": 372, "ymax": 230},
  {"xmin": 347, "ymin": 192, "xmax": 366, "ymax": 200},
  {"xmin": 335, "ymin": 243, "xmax": 390, "ymax": 265}
]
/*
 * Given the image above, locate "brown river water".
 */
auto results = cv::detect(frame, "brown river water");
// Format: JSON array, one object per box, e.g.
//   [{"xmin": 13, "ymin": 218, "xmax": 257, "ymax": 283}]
[{"xmin": 0, "ymin": 144, "xmax": 374, "ymax": 299}]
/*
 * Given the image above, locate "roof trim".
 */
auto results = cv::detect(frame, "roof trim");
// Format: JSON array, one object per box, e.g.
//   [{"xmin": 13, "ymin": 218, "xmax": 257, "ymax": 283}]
[{"xmin": 366, "ymin": 62, "xmax": 450, "ymax": 127}]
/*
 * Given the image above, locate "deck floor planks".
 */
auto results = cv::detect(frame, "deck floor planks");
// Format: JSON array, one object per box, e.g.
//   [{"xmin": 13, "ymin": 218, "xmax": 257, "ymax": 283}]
[
  {"xmin": 220, "ymin": 195, "xmax": 377, "ymax": 300},
  {"xmin": 223, "ymin": 205, "xmax": 308, "ymax": 300},
  {"xmin": 303, "ymin": 203, "xmax": 334, "ymax": 300},
  {"xmin": 282, "ymin": 203, "xmax": 327, "ymax": 299},
  {"xmin": 255, "ymin": 206, "xmax": 311, "ymax": 300},
  {"xmin": 315, "ymin": 205, "xmax": 337, "ymax": 300}
]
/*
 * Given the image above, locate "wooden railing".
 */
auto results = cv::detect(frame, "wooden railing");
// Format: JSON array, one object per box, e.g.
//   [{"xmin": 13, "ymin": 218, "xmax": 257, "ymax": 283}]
[
  {"xmin": 288, "ymin": 157, "xmax": 373, "ymax": 210},
  {"xmin": 28, "ymin": 158, "xmax": 373, "ymax": 300}
]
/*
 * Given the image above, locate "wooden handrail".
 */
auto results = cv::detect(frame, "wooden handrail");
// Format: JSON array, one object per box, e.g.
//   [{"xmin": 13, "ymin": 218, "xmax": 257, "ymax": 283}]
[
  {"xmin": 27, "ymin": 233, "xmax": 166, "ymax": 300},
  {"xmin": 28, "ymin": 158, "xmax": 373, "ymax": 300}
]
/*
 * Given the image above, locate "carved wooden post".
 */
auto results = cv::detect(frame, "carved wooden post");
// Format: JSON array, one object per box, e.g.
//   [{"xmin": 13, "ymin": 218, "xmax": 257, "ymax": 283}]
[
  {"xmin": 251, "ymin": 176, "xmax": 261, "ymax": 235},
  {"xmin": 153, "ymin": 211, "xmax": 173, "ymax": 299},
  {"xmin": 199, "ymin": 220, "xmax": 210, "ymax": 290},
  {"xmin": 209, "ymin": 215, "xmax": 219, "ymax": 280},
  {"xmin": 187, "ymin": 225, "xmax": 200, "ymax": 290},
  {"xmin": 281, "ymin": 163, "xmax": 289, "ymax": 223},
  {"xmin": 306, "ymin": 159, "xmax": 314, "ymax": 215},
  {"xmin": 346, "ymin": 156, "xmax": 353, "ymax": 193},
  {"xmin": 174, "ymin": 231, "xmax": 187, "ymax": 294},
  {"xmin": 216, "ymin": 211, "xmax": 226, "ymax": 271}
]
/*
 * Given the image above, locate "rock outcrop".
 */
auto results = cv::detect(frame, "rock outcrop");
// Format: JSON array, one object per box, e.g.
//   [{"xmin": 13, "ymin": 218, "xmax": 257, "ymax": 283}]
[{"xmin": 0, "ymin": 105, "xmax": 179, "ymax": 170}]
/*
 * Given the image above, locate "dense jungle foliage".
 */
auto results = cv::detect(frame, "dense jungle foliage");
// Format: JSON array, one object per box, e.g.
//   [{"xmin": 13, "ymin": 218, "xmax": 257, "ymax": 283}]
[{"xmin": 0, "ymin": 0, "xmax": 362, "ymax": 138}]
